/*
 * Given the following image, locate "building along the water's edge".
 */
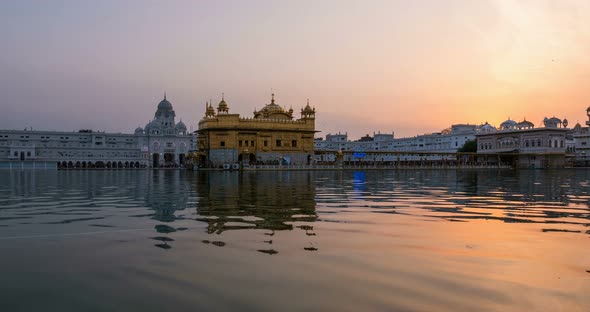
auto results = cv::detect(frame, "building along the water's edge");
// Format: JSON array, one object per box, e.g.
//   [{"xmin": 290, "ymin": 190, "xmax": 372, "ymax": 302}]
[
  {"xmin": 2, "ymin": 92, "xmax": 589, "ymax": 170},
  {"xmin": 195, "ymin": 94, "xmax": 316, "ymax": 168},
  {"xmin": 0, "ymin": 95, "xmax": 194, "ymax": 169}
]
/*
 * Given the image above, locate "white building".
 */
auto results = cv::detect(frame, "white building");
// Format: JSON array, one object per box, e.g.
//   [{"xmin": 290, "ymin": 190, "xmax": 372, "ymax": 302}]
[
  {"xmin": 476, "ymin": 116, "xmax": 568, "ymax": 168},
  {"xmin": 569, "ymin": 107, "xmax": 590, "ymax": 165},
  {"xmin": 0, "ymin": 95, "xmax": 194, "ymax": 169},
  {"xmin": 314, "ymin": 124, "xmax": 478, "ymax": 163}
]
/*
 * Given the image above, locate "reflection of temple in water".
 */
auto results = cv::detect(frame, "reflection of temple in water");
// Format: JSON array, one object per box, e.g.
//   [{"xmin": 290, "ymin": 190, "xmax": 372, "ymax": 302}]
[
  {"xmin": 141, "ymin": 170, "xmax": 192, "ymax": 222},
  {"xmin": 192, "ymin": 171, "xmax": 317, "ymax": 235}
]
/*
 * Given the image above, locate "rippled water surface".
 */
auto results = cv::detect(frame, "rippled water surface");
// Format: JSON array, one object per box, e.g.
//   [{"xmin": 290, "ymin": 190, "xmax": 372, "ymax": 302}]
[{"xmin": 0, "ymin": 169, "xmax": 589, "ymax": 311}]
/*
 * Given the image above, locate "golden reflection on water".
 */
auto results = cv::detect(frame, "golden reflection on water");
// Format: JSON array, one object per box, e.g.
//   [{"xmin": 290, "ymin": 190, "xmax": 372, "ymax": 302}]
[
  {"xmin": 186, "ymin": 170, "xmax": 590, "ymax": 310},
  {"xmin": 0, "ymin": 169, "xmax": 589, "ymax": 311}
]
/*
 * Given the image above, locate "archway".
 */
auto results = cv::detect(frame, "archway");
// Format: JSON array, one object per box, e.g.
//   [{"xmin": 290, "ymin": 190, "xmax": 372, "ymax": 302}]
[
  {"xmin": 153, "ymin": 154, "xmax": 160, "ymax": 168},
  {"xmin": 178, "ymin": 154, "xmax": 186, "ymax": 166},
  {"xmin": 164, "ymin": 153, "xmax": 175, "ymax": 166},
  {"xmin": 200, "ymin": 155, "xmax": 207, "ymax": 167}
]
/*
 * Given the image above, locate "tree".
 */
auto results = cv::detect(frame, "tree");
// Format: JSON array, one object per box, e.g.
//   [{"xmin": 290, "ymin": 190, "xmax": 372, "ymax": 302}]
[{"xmin": 458, "ymin": 139, "xmax": 477, "ymax": 153}]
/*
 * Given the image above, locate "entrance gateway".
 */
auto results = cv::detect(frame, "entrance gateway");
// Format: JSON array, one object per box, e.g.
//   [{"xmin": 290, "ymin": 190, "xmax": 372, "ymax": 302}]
[{"xmin": 152, "ymin": 154, "xmax": 160, "ymax": 167}]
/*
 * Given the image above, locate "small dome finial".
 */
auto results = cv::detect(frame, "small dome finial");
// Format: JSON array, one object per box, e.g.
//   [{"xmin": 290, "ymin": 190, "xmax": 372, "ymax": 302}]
[
  {"xmin": 164, "ymin": 92, "xmax": 166, "ymax": 100},
  {"xmin": 271, "ymin": 93, "xmax": 275, "ymax": 104},
  {"xmin": 222, "ymin": 93, "xmax": 224, "ymax": 101}
]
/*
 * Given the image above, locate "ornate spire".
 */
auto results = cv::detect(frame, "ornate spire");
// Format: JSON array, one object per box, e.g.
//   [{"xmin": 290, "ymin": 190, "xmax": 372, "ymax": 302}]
[
  {"xmin": 205, "ymin": 100, "xmax": 216, "ymax": 117},
  {"xmin": 164, "ymin": 92, "xmax": 167, "ymax": 100},
  {"xmin": 271, "ymin": 93, "xmax": 275, "ymax": 104},
  {"xmin": 300, "ymin": 98, "xmax": 316, "ymax": 119}
]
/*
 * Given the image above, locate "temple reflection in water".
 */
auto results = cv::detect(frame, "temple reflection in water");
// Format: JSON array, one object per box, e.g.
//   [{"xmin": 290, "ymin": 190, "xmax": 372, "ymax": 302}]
[
  {"xmin": 142, "ymin": 170, "xmax": 192, "ymax": 223},
  {"xmin": 2, "ymin": 158, "xmax": 590, "ymax": 312},
  {"xmin": 2, "ymin": 169, "xmax": 588, "ymax": 253},
  {"xmin": 192, "ymin": 171, "xmax": 317, "ymax": 235}
]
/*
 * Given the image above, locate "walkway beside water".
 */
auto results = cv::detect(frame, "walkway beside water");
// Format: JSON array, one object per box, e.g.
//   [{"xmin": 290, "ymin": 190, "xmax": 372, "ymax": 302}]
[{"xmin": 204, "ymin": 164, "xmax": 514, "ymax": 171}]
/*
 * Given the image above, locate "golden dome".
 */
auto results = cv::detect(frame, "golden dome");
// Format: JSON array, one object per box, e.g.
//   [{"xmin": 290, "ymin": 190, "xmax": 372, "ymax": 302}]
[
  {"xmin": 217, "ymin": 94, "xmax": 229, "ymax": 113},
  {"xmin": 254, "ymin": 93, "xmax": 292, "ymax": 120}
]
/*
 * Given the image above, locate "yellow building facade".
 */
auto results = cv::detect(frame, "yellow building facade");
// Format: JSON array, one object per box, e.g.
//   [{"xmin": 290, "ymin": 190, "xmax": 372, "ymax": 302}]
[{"xmin": 196, "ymin": 94, "xmax": 316, "ymax": 167}]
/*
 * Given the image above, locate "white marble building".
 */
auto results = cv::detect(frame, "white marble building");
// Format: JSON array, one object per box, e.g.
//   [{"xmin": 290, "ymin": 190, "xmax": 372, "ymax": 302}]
[
  {"xmin": 0, "ymin": 95, "xmax": 194, "ymax": 169},
  {"xmin": 314, "ymin": 124, "xmax": 478, "ymax": 162},
  {"xmin": 476, "ymin": 116, "xmax": 568, "ymax": 168},
  {"xmin": 569, "ymin": 107, "xmax": 590, "ymax": 164}
]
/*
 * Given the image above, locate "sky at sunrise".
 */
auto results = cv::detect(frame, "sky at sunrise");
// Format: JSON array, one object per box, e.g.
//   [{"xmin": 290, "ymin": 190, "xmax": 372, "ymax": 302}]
[{"xmin": 1, "ymin": 0, "xmax": 589, "ymax": 139}]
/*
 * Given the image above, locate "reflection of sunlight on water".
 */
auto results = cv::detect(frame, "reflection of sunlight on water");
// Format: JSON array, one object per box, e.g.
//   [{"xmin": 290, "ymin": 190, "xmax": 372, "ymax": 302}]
[{"xmin": 0, "ymin": 169, "xmax": 589, "ymax": 311}]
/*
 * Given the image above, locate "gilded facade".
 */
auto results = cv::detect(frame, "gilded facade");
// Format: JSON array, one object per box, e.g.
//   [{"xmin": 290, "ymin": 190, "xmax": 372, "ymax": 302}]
[{"xmin": 196, "ymin": 94, "xmax": 316, "ymax": 167}]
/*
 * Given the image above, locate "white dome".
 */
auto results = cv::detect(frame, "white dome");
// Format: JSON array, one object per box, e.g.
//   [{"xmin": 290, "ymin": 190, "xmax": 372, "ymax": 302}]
[
  {"xmin": 144, "ymin": 120, "xmax": 159, "ymax": 134},
  {"xmin": 500, "ymin": 119, "xmax": 517, "ymax": 130},
  {"xmin": 543, "ymin": 116, "xmax": 562, "ymax": 128},
  {"xmin": 480, "ymin": 122, "xmax": 496, "ymax": 132},
  {"xmin": 175, "ymin": 120, "xmax": 187, "ymax": 134},
  {"xmin": 157, "ymin": 97, "xmax": 173, "ymax": 111},
  {"xmin": 517, "ymin": 120, "xmax": 534, "ymax": 129},
  {"xmin": 176, "ymin": 120, "xmax": 186, "ymax": 130},
  {"xmin": 154, "ymin": 94, "xmax": 176, "ymax": 119}
]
